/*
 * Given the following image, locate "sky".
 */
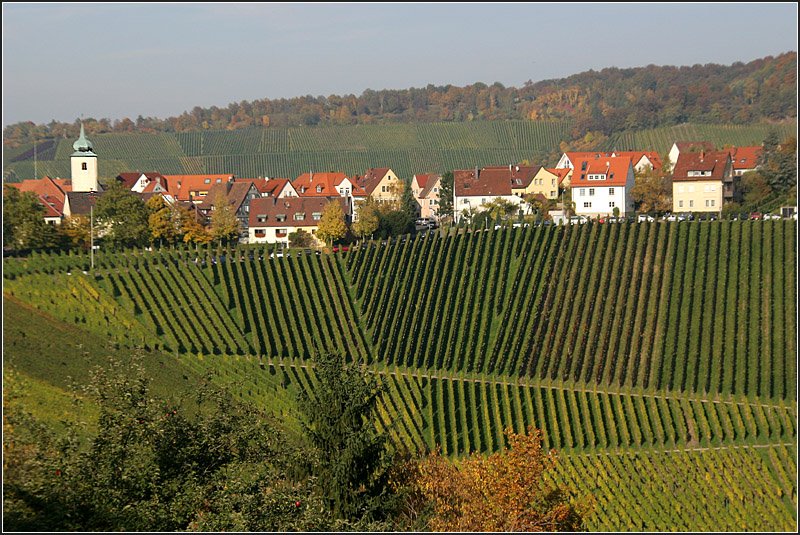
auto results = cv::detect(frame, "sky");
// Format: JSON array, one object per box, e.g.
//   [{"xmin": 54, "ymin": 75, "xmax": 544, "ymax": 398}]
[{"xmin": 2, "ymin": 2, "xmax": 798, "ymax": 127}]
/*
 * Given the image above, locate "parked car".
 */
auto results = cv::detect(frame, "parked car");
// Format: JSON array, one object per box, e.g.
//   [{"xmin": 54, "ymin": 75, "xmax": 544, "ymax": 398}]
[
  {"xmin": 332, "ymin": 245, "xmax": 350, "ymax": 253},
  {"xmin": 269, "ymin": 251, "xmax": 285, "ymax": 259},
  {"xmin": 568, "ymin": 216, "xmax": 587, "ymax": 225},
  {"xmin": 763, "ymin": 213, "xmax": 781, "ymax": 220},
  {"xmin": 679, "ymin": 212, "xmax": 694, "ymax": 222},
  {"xmin": 637, "ymin": 214, "xmax": 656, "ymax": 223},
  {"xmin": 749, "ymin": 212, "xmax": 763, "ymax": 221},
  {"xmin": 664, "ymin": 213, "xmax": 678, "ymax": 222}
]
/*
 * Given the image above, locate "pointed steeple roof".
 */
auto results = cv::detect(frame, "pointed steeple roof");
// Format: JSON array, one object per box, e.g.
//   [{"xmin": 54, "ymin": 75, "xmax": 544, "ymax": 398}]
[{"xmin": 72, "ymin": 122, "xmax": 97, "ymax": 156}]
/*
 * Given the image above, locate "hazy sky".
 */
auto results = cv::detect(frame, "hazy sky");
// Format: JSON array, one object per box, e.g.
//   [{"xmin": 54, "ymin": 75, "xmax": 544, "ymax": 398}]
[{"xmin": 2, "ymin": 2, "xmax": 797, "ymax": 127}]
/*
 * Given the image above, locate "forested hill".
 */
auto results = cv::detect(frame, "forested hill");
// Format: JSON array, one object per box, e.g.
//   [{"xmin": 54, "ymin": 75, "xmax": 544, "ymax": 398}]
[{"xmin": 3, "ymin": 52, "xmax": 796, "ymax": 147}]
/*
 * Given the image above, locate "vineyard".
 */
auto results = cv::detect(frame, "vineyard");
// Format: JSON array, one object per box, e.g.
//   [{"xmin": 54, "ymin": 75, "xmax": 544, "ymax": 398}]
[
  {"xmin": 5, "ymin": 120, "xmax": 794, "ymax": 182},
  {"xmin": 3, "ymin": 220, "xmax": 797, "ymax": 531}
]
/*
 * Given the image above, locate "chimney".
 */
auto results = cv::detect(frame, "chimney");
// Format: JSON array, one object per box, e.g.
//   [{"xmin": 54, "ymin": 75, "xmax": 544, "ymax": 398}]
[
  {"xmin": 509, "ymin": 164, "xmax": 512, "ymax": 172},
  {"xmin": 700, "ymin": 150, "xmax": 705, "ymax": 160},
  {"xmin": 474, "ymin": 166, "xmax": 479, "ymax": 179},
  {"xmin": 310, "ymin": 171, "xmax": 313, "ymax": 182}
]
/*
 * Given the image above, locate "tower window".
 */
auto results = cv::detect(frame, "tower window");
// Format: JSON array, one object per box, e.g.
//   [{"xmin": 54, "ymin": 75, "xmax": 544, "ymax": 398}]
[{"xmin": 81, "ymin": 162, "xmax": 87, "ymax": 170}]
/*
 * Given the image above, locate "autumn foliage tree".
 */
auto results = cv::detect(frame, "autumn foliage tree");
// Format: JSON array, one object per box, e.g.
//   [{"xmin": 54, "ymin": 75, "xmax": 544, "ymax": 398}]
[{"xmin": 413, "ymin": 426, "xmax": 592, "ymax": 532}]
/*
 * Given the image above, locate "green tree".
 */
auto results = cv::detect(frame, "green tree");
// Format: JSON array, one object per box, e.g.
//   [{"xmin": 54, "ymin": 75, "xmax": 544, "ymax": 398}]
[
  {"xmin": 2, "ymin": 359, "xmax": 327, "ymax": 532},
  {"xmin": 93, "ymin": 182, "xmax": 149, "ymax": 249},
  {"xmin": 401, "ymin": 178, "xmax": 419, "ymax": 221},
  {"xmin": 289, "ymin": 229, "xmax": 315, "ymax": 248},
  {"xmin": 58, "ymin": 215, "xmax": 91, "ymax": 250},
  {"xmin": 177, "ymin": 204, "xmax": 211, "ymax": 246},
  {"xmin": 631, "ymin": 165, "xmax": 672, "ymax": 214},
  {"xmin": 316, "ymin": 201, "xmax": 347, "ymax": 246},
  {"xmin": 208, "ymin": 190, "xmax": 240, "ymax": 245},
  {"xmin": 438, "ymin": 172, "xmax": 454, "ymax": 223},
  {"xmin": 297, "ymin": 352, "xmax": 394, "ymax": 524},
  {"xmin": 353, "ymin": 197, "xmax": 380, "ymax": 240},
  {"xmin": 145, "ymin": 196, "xmax": 178, "ymax": 246},
  {"xmin": 2, "ymin": 185, "xmax": 63, "ymax": 251},
  {"xmin": 758, "ymin": 132, "xmax": 797, "ymax": 193},
  {"xmin": 740, "ymin": 170, "xmax": 772, "ymax": 208}
]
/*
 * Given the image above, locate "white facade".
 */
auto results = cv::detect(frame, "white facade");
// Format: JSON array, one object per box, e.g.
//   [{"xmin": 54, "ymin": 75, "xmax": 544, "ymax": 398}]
[
  {"xmin": 572, "ymin": 186, "xmax": 632, "ymax": 217},
  {"xmin": 555, "ymin": 153, "xmax": 574, "ymax": 169},
  {"xmin": 453, "ymin": 194, "xmax": 524, "ymax": 223},
  {"xmin": 249, "ymin": 224, "xmax": 322, "ymax": 246},
  {"xmin": 70, "ymin": 155, "xmax": 99, "ymax": 192}
]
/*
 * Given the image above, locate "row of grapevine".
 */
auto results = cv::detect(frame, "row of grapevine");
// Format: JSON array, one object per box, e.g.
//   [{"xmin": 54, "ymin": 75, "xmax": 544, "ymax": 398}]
[{"xmin": 551, "ymin": 445, "xmax": 796, "ymax": 531}]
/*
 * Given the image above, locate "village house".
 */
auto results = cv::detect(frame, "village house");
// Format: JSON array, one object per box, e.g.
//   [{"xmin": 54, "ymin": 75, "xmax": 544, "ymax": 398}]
[
  {"xmin": 570, "ymin": 156, "xmax": 635, "ymax": 218},
  {"xmin": 671, "ymin": 149, "xmax": 736, "ymax": 213},
  {"xmin": 5, "ymin": 176, "xmax": 72, "ymax": 224},
  {"xmin": 411, "ymin": 173, "xmax": 442, "ymax": 220},
  {"xmin": 293, "ymin": 171, "xmax": 367, "ymax": 221},
  {"xmin": 248, "ymin": 196, "xmax": 348, "ymax": 246},
  {"xmin": 198, "ymin": 181, "xmax": 261, "ymax": 242},
  {"xmin": 356, "ymin": 168, "xmax": 403, "ymax": 209},
  {"xmin": 726, "ymin": 146, "xmax": 762, "ymax": 177},
  {"xmin": 667, "ymin": 141, "xmax": 716, "ymax": 172},
  {"xmin": 163, "ymin": 174, "xmax": 236, "ymax": 204},
  {"xmin": 453, "ymin": 166, "xmax": 524, "ymax": 223}
]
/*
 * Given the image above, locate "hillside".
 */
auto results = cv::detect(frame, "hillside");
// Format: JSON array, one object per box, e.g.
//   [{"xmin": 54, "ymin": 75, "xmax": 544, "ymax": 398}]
[
  {"xmin": 3, "ymin": 220, "xmax": 796, "ymax": 530},
  {"xmin": 3, "ymin": 119, "xmax": 796, "ymax": 182},
  {"xmin": 3, "ymin": 52, "xmax": 795, "ymax": 146}
]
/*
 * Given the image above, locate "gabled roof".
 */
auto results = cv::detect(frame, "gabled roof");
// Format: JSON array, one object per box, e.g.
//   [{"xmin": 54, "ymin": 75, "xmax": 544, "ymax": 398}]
[
  {"xmin": 727, "ymin": 146, "xmax": 761, "ymax": 171},
  {"xmin": 294, "ymin": 172, "xmax": 367, "ymax": 197},
  {"xmin": 545, "ymin": 168, "xmax": 571, "ymax": 185},
  {"xmin": 116, "ymin": 172, "xmax": 165, "ymax": 190},
  {"xmin": 198, "ymin": 181, "xmax": 258, "ymax": 212},
  {"xmin": 357, "ymin": 167, "xmax": 392, "ymax": 195},
  {"xmin": 5, "ymin": 176, "xmax": 71, "ymax": 217},
  {"xmin": 65, "ymin": 191, "xmax": 102, "ymax": 216},
  {"xmin": 249, "ymin": 196, "xmax": 348, "ymax": 228},
  {"xmin": 563, "ymin": 151, "xmax": 614, "ymax": 166},
  {"xmin": 569, "ymin": 157, "xmax": 633, "ymax": 188},
  {"xmin": 413, "ymin": 173, "xmax": 434, "ymax": 190},
  {"xmin": 163, "ymin": 174, "xmax": 235, "ymax": 201},
  {"xmin": 262, "ymin": 178, "xmax": 296, "ymax": 197},
  {"xmin": 672, "ymin": 150, "xmax": 732, "ymax": 182},
  {"xmin": 497, "ymin": 165, "xmax": 540, "ymax": 190},
  {"xmin": 454, "ymin": 167, "xmax": 513, "ymax": 197},
  {"xmin": 418, "ymin": 174, "xmax": 442, "ymax": 199},
  {"xmin": 613, "ymin": 151, "xmax": 663, "ymax": 170}
]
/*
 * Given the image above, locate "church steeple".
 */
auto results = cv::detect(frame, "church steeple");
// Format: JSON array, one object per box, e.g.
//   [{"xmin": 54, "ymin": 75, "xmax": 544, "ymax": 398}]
[
  {"xmin": 72, "ymin": 122, "xmax": 96, "ymax": 156},
  {"xmin": 71, "ymin": 122, "xmax": 99, "ymax": 192}
]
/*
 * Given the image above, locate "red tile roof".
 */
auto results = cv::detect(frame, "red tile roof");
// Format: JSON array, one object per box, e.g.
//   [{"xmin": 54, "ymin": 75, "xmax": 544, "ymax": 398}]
[
  {"xmin": 727, "ymin": 146, "xmax": 761, "ymax": 171},
  {"xmin": 163, "ymin": 174, "xmax": 235, "ymax": 201},
  {"xmin": 614, "ymin": 151, "xmax": 663, "ymax": 170},
  {"xmin": 5, "ymin": 176, "xmax": 71, "ymax": 217},
  {"xmin": 198, "ymin": 181, "xmax": 257, "ymax": 212},
  {"xmin": 569, "ymin": 157, "xmax": 632, "ymax": 188},
  {"xmin": 249, "ymin": 196, "xmax": 348, "ymax": 228},
  {"xmin": 414, "ymin": 173, "xmax": 433, "ymax": 190},
  {"xmin": 262, "ymin": 178, "xmax": 294, "ymax": 197},
  {"xmin": 116, "ymin": 172, "xmax": 165, "ymax": 190},
  {"xmin": 454, "ymin": 167, "xmax": 513, "ymax": 197},
  {"xmin": 418, "ymin": 174, "xmax": 442, "ymax": 198},
  {"xmin": 294, "ymin": 172, "xmax": 366, "ymax": 197},
  {"xmin": 357, "ymin": 168, "xmax": 392, "ymax": 195},
  {"xmin": 546, "ymin": 168, "xmax": 571, "ymax": 185},
  {"xmin": 672, "ymin": 150, "xmax": 732, "ymax": 182}
]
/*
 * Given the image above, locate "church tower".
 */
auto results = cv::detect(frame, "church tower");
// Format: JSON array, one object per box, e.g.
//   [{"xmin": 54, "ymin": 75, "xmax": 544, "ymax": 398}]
[{"xmin": 70, "ymin": 123, "xmax": 99, "ymax": 192}]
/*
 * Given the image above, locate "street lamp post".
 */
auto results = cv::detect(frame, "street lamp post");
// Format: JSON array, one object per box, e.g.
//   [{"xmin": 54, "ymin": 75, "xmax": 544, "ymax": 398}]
[{"xmin": 90, "ymin": 204, "xmax": 94, "ymax": 270}]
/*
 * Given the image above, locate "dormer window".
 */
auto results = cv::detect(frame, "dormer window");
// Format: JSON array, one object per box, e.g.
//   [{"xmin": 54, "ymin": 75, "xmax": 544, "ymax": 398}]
[
  {"xmin": 294, "ymin": 212, "xmax": 305, "ymax": 221},
  {"xmin": 312, "ymin": 212, "xmax": 322, "ymax": 221},
  {"xmin": 216, "ymin": 178, "xmax": 222, "ymax": 183},
  {"xmin": 316, "ymin": 185, "xmax": 323, "ymax": 193},
  {"xmin": 256, "ymin": 214, "xmax": 267, "ymax": 223},
  {"xmin": 581, "ymin": 162, "xmax": 587, "ymax": 171},
  {"xmin": 276, "ymin": 214, "xmax": 286, "ymax": 222},
  {"xmin": 204, "ymin": 179, "xmax": 211, "ymax": 184}
]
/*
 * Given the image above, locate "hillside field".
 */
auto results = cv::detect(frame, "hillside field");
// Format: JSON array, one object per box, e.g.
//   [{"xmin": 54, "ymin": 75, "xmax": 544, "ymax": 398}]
[
  {"xmin": 3, "ymin": 219, "xmax": 796, "ymax": 531},
  {"xmin": 4, "ymin": 120, "xmax": 796, "ymax": 182}
]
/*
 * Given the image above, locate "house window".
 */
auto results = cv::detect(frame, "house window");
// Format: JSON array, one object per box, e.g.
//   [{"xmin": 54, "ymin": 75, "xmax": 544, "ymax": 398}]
[
  {"xmin": 609, "ymin": 188, "xmax": 615, "ymax": 196},
  {"xmin": 254, "ymin": 229, "xmax": 266, "ymax": 238},
  {"xmin": 550, "ymin": 191, "xmax": 556, "ymax": 197},
  {"xmin": 216, "ymin": 178, "xmax": 222, "ymax": 183},
  {"xmin": 81, "ymin": 162, "xmax": 87, "ymax": 170},
  {"xmin": 551, "ymin": 179, "xmax": 555, "ymax": 186},
  {"xmin": 382, "ymin": 186, "xmax": 387, "ymax": 192},
  {"xmin": 198, "ymin": 190, "xmax": 208, "ymax": 196},
  {"xmin": 581, "ymin": 162, "xmax": 587, "ymax": 171},
  {"xmin": 679, "ymin": 200, "xmax": 684, "ymax": 208},
  {"xmin": 316, "ymin": 185, "xmax": 323, "ymax": 193},
  {"xmin": 294, "ymin": 212, "xmax": 305, "ymax": 221},
  {"xmin": 580, "ymin": 189, "xmax": 585, "ymax": 197},
  {"xmin": 204, "ymin": 179, "xmax": 211, "ymax": 184},
  {"xmin": 583, "ymin": 202, "xmax": 592, "ymax": 208},
  {"xmin": 678, "ymin": 185, "xmax": 685, "ymax": 193},
  {"xmin": 256, "ymin": 215, "xmax": 267, "ymax": 223},
  {"xmin": 312, "ymin": 212, "xmax": 322, "ymax": 221},
  {"xmin": 609, "ymin": 202, "xmax": 615, "ymax": 208},
  {"xmin": 589, "ymin": 188, "xmax": 595, "ymax": 196},
  {"xmin": 276, "ymin": 214, "xmax": 286, "ymax": 222},
  {"xmin": 276, "ymin": 229, "xmax": 287, "ymax": 238},
  {"xmin": 689, "ymin": 200, "xmax": 694, "ymax": 208}
]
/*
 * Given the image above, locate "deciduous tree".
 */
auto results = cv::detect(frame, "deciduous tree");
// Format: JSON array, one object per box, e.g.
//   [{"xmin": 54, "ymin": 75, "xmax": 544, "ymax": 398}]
[
  {"xmin": 316, "ymin": 201, "xmax": 347, "ymax": 246},
  {"xmin": 208, "ymin": 190, "xmax": 239, "ymax": 245},
  {"xmin": 414, "ymin": 426, "xmax": 592, "ymax": 532},
  {"xmin": 93, "ymin": 182, "xmax": 149, "ymax": 249}
]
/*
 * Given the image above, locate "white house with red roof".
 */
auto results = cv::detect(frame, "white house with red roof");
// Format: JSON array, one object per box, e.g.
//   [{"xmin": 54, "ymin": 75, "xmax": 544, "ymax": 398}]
[
  {"xmin": 726, "ymin": 146, "xmax": 762, "ymax": 177},
  {"xmin": 248, "ymin": 196, "xmax": 348, "ymax": 246},
  {"xmin": 453, "ymin": 166, "xmax": 524, "ymax": 223},
  {"xmin": 293, "ymin": 171, "xmax": 367, "ymax": 221},
  {"xmin": 570, "ymin": 156, "xmax": 635, "ymax": 218},
  {"xmin": 5, "ymin": 176, "xmax": 72, "ymax": 224}
]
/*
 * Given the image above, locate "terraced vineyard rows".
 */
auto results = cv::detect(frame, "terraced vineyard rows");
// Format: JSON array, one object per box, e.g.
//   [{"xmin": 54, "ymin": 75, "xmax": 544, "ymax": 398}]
[
  {"xmin": 9, "ymin": 120, "xmax": 794, "ymax": 182},
  {"xmin": 348, "ymin": 221, "xmax": 797, "ymax": 401}
]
